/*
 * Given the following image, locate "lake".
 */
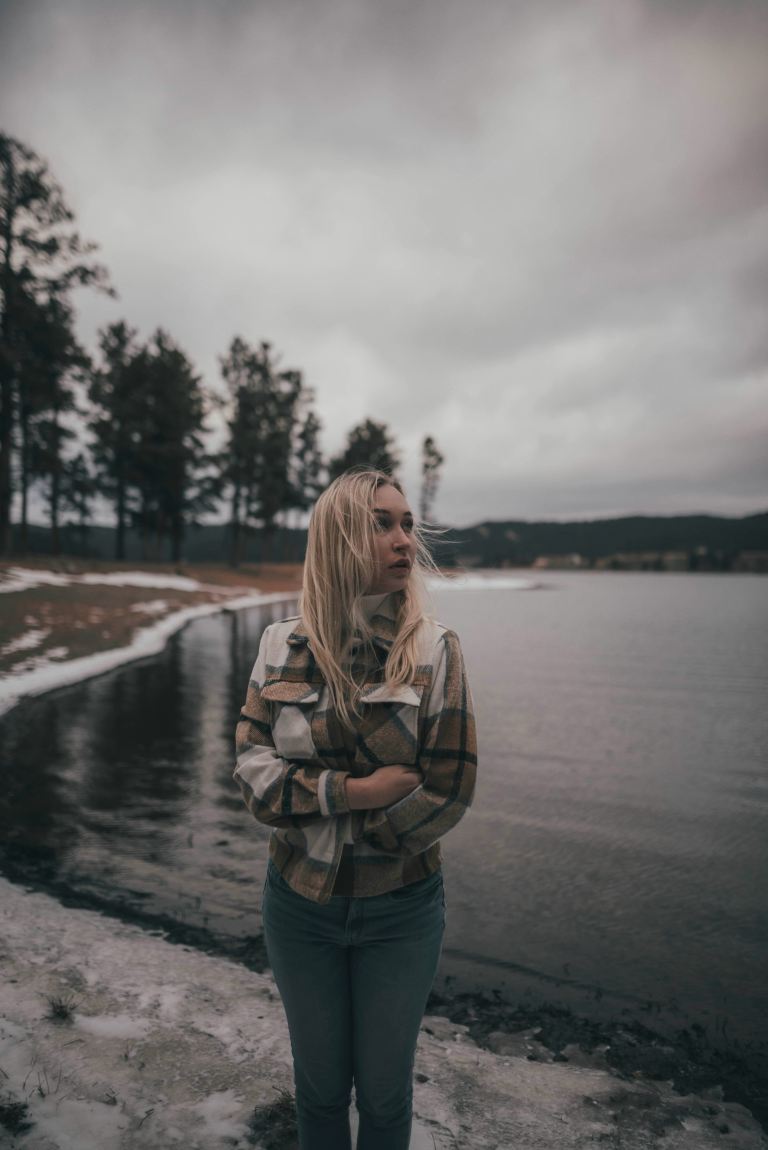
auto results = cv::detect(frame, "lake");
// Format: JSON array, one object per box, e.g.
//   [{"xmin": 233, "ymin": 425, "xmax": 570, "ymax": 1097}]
[{"xmin": 1, "ymin": 570, "xmax": 766, "ymax": 1059}]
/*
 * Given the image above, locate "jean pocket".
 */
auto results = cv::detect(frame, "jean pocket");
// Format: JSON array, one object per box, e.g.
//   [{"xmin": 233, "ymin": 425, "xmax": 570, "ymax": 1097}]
[{"xmin": 388, "ymin": 869, "xmax": 443, "ymax": 900}]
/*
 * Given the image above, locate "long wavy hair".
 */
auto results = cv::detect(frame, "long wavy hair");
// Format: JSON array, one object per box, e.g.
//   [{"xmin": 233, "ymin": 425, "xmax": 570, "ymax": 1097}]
[{"xmin": 299, "ymin": 467, "xmax": 444, "ymax": 729}]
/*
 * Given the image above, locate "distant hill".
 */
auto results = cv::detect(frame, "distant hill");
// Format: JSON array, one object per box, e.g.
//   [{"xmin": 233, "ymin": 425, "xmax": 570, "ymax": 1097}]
[
  {"xmin": 9, "ymin": 511, "xmax": 768, "ymax": 571},
  {"xmin": 430, "ymin": 512, "xmax": 768, "ymax": 570}
]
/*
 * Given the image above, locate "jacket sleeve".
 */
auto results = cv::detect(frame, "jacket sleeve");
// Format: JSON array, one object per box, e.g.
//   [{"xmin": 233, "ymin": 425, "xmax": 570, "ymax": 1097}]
[
  {"xmin": 233, "ymin": 628, "xmax": 352, "ymax": 828},
  {"xmin": 359, "ymin": 629, "xmax": 477, "ymax": 855}
]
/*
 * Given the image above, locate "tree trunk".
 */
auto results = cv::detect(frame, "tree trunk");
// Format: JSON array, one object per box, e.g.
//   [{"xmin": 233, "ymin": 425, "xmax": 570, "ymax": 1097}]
[
  {"xmin": 18, "ymin": 400, "xmax": 28, "ymax": 553},
  {"xmin": 229, "ymin": 482, "xmax": 241, "ymax": 568},
  {"xmin": 155, "ymin": 507, "xmax": 164, "ymax": 562},
  {"xmin": 50, "ymin": 404, "xmax": 61, "ymax": 556},
  {"xmin": 79, "ymin": 508, "xmax": 89, "ymax": 554},
  {"xmin": 262, "ymin": 526, "xmax": 272, "ymax": 566},
  {"xmin": 115, "ymin": 459, "xmax": 126, "ymax": 560},
  {"xmin": 139, "ymin": 498, "xmax": 148, "ymax": 561},
  {"xmin": 0, "ymin": 149, "xmax": 17, "ymax": 556},
  {"xmin": 171, "ymin": 512, "xmax": 182, "ymax": 563}
]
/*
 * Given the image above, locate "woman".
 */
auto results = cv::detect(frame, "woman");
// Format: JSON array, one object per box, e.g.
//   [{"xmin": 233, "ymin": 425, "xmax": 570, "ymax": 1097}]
[{"xmin": 234, "ymin": 467, "xmax": 477, "ymax": 1150}]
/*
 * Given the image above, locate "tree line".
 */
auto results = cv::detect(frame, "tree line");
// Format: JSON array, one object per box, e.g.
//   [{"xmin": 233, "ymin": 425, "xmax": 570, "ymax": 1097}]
[{"xmin": 0, "ymin": 131, "xmax": 445, "ymax": 564}]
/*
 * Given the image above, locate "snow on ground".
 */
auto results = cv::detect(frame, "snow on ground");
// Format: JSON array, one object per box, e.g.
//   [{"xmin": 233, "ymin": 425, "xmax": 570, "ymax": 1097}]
[
  {"xmin": 0, "ymin": 591, "xmax": 298, "ymax": 717},
  {"xmin": 0, "ymin": 567, "xmax": 239, "ymax": 595},
  {"xmin": 128, "ymin": 600, "xmax": 171, "ymax": 615},
  {"xmin": 1, "ymin": 567, "xmax": 544, "ymax": 597},
  {"xmin": 77, "ymin": 572, "xmax": 231, "ymax": 593},
  {"xmin": 427, "ymin": 572, "xmax": 542, "ymax": 591},
  {"xmin": 1, "ymin": 876, "xmax": 762, "ymax": 1150},
  {"xmin": 0, "ymin": 628, "xmax": 51, "ymax": 657},
  {"xmin": 0, "ymin": 568, "xmax": 73, "ymax": 593}
]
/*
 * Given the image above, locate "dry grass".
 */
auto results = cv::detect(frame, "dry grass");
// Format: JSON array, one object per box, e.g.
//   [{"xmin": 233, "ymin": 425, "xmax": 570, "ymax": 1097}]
[
  {"xmin": 0, "ymin": 1094, "xmax": 31, "ymax": 1136},
  {"xmin": 246, "ymin": 1087, "xmax": 299, "ymax": 1149},
  {"xmin": 43, "ymin": 992, "xmax": 80, "ymax": 1024}
]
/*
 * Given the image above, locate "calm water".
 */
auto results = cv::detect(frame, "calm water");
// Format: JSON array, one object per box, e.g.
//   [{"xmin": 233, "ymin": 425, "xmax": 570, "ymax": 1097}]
[{"xmin": 1, "ymin": 571, "xmax": 767, "ymax": 1054}]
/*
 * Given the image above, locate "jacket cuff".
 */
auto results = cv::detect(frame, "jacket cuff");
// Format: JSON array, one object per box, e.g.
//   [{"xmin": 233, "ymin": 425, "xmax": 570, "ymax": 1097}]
[{"xmin": 319, "ymin": 769, "xmax": 351, "ymax": 817}]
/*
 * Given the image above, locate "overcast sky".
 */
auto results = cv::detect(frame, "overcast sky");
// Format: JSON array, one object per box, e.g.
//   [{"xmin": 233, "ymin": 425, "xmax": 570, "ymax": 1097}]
[{"xmin": 2, "ymin": 0, "xmax": 767, "ymax": 526}]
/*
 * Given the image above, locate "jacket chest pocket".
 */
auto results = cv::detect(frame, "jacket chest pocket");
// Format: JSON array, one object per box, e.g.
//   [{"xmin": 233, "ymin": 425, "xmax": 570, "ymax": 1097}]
[
  {"xmin": 354, "ymin": 682, "xmax": 424, "ymax": 768},
  {"xmin": 260, "ymin": 680, "xmax": 320, "ymax": 761}
]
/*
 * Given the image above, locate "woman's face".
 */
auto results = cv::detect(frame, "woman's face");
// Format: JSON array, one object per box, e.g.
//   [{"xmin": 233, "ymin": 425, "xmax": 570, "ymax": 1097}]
[{"xmin": 365, "ymin": 483, "xmax": 417, "ymax": 595}]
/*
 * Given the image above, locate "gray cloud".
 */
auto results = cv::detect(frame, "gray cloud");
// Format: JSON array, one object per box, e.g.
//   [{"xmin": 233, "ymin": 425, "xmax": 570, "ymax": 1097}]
[{"xmin": 1, "ymin": 0, "xmax": 766, "ymax": 525}]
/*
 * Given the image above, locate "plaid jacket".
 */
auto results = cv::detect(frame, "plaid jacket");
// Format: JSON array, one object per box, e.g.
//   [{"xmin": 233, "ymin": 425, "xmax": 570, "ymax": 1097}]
[{"xmin": 234, "ymin": 593, "xmax": 477, "ymax": 903}]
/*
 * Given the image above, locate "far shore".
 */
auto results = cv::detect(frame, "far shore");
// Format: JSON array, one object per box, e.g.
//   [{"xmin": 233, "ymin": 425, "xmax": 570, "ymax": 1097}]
[
  {"xmin": 0, "ymin": 560, "xmax": 304, "ymax": 716},
  {"xmin": 0, "ymin": 558, "xmax": 538, "ymax": 715}
]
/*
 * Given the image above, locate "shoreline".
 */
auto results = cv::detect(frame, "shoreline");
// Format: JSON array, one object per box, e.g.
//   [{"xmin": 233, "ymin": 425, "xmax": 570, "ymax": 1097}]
[
  {"xmin": 1, "ymin": 874, "xmax": 765, "ymax": 1149},
  {"xmin": 0, "ymin": 561, "xmax": 302, "ymax": 716},
  {"xmin": 2, "ymin": 844, "xmax": 766, "ymax": 1141},
  {"xmin": 2, "ymin": 561, "xmax": 767, "ymax": 1142}
]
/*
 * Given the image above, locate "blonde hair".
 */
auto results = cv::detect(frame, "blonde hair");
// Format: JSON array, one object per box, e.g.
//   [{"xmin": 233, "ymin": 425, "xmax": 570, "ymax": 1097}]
[{"xmin": 299, "ymin": 467, "xmax": 444, "ymax": 729}]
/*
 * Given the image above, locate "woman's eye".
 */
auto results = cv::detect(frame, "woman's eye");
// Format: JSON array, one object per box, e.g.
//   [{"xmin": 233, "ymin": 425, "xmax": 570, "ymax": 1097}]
[{"xmin": 373, "ymin": 515, "xmax": 413, "ymax": 533}]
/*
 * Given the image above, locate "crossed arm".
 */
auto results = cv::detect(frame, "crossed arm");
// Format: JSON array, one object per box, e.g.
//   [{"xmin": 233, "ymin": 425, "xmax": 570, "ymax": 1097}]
[{"xmin": 233, "ymin": 629, "xmax": 477, "ymax": 851}]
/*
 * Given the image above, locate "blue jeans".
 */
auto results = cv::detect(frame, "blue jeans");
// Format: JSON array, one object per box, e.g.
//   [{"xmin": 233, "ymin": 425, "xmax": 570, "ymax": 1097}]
[{"xmin": 262, "ymin": 858, "xmax": 446, "ymax": 1150}]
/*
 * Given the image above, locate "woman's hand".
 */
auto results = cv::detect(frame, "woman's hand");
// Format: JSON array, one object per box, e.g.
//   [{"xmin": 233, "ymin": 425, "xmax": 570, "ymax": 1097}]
[{"xmin": 345, "ymin": 766, "xmax": 422, "ymax": 810}]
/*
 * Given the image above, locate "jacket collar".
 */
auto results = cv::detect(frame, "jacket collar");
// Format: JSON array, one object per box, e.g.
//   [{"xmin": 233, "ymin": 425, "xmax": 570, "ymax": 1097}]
[{"xmin": 286, "ymin": 591, "xmax": 401, "ymax": 653}]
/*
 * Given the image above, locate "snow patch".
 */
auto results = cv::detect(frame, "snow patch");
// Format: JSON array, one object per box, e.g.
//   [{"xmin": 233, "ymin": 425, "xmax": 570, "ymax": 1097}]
[
  {"xmin": 0, "ymin": 567, "xmax": 72, "ymax": 593},
  {"xmin": 0, "ymin": 591, "xmax": 298, "ymax": 717},
  {"xmin": 79, "ymin": 571, "xmax": 217, "ymax": 592},
  {"xmin": 0, "ymin": 627, "xmax": 50, "ymax": 656},
  {"xmin": 129, "ymin": 599, "xmax": 171, "ymax": 614},
  {"xmin": 0, "ymin": 566, "xmax": 251, "ymax": 595},
  {"xmin": 75, "ymin": 1012, "xmax": 153, "ymax": 1039},
  {"xmin": 15, "ymin": 1095, "xmax": 126, "ymax": 1150},
  {"xmin": 428, "ymin": 572, "xmax": 541, "ymax": 591},
  {"xmin": 188, "ymin": 1089, "xmax": 249, "ymax": 1142},
  {"xmin": 135, "ymin": 984, "xmax": 187, "ymax": 1021}
]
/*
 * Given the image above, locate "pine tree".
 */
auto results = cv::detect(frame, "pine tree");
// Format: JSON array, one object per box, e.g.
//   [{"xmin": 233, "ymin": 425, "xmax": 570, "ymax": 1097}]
[
  {"xmin": 61, "ymin": 450, "xmax": 96, "ymax": 554},
  {"xmin": 129, "ymin": 329, "xmax": 215, "ymax": 563},
  {"xmin": 218, "ymin": 338, "xmax": 305, "ymax": 566},
  {"xmin": 0, "ymin": 132, "xmax": 113, "ymax": 553},
  {"xmin": 88, "ymin": 321, "xmax": 143, "ymax": 560},
  {"xmin": 420, "ymin": 435, "xmax": 444, "ymax": 523},
  {"xmin": 291, "ymin": 400, "xmax": 325, "ymax": 521},
  {"xmin": 328, "ymin": 418, "xmax": 400, "ymax": 481},
  {"xmin": 23, "ymin": 297, "xmax": 88, "ymax": 554}
]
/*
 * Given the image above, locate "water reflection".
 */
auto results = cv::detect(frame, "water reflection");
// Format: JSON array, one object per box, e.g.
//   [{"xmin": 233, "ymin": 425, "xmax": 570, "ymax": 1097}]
[
  {"xmin": 0, "ymin": 598, "xmax": 295, "ymax": 936},
  {"xmin": 1, "ymin": 576, "xmax": 767, "ymax": 1057},
  {"xmin": 1, "ymin": 694, "xmax": 80, "ymax": 864}
]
